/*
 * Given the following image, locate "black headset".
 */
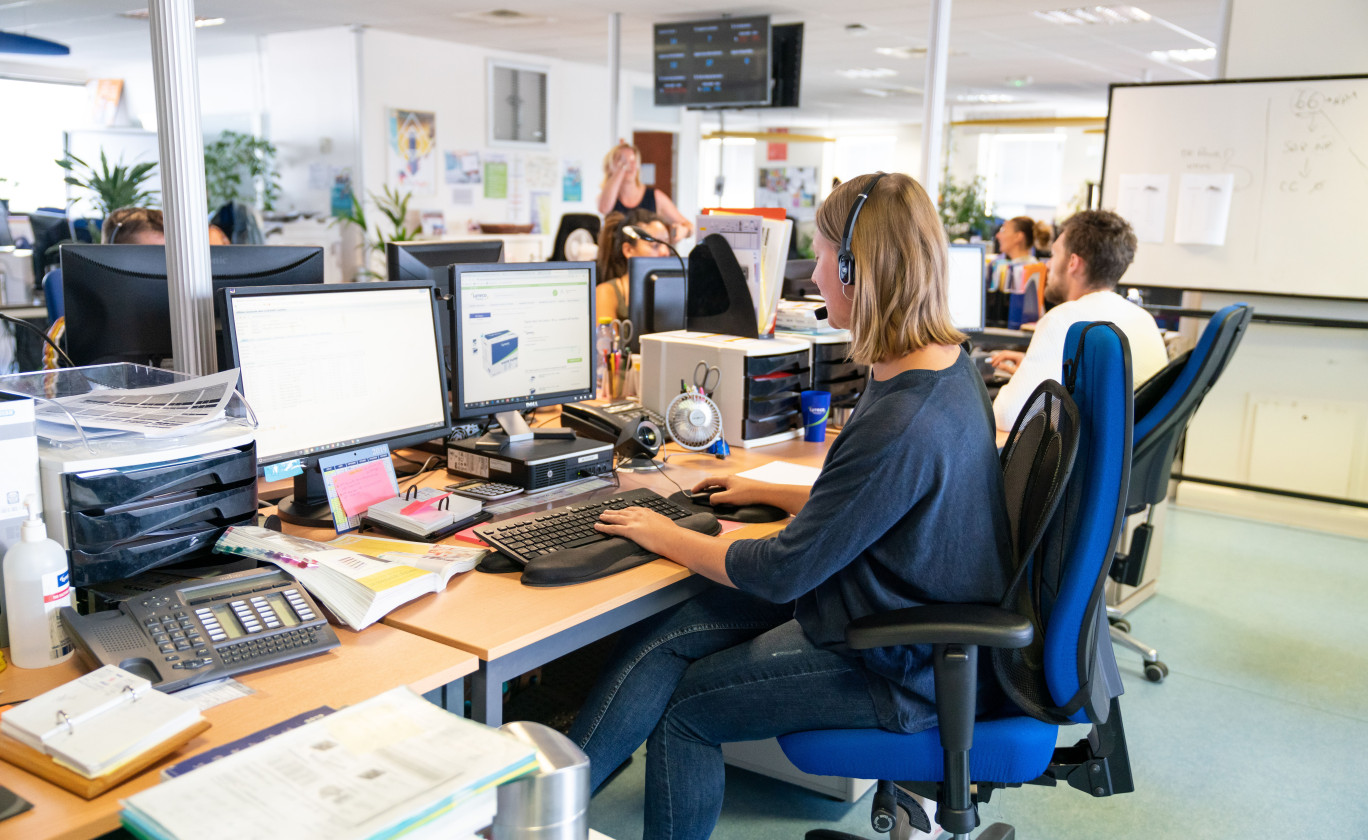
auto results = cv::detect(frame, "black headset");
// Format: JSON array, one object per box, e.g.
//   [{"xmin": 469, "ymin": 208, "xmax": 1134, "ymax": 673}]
[{"xmin": 837, "ymin": 172, "xmax": 887, "ymax": 286}]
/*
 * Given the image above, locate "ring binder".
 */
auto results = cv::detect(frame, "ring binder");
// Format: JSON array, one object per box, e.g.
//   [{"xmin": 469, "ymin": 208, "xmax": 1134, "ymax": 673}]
[{"xmin": 57, "ymin": 710, "xmax": 74, "ymax": 735}]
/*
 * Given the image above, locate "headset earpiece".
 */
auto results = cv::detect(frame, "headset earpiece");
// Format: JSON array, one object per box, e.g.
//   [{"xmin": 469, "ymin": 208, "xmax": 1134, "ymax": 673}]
[{"xmin": 837, "ymin": 172, "xmax": 886, "ymax": 286}]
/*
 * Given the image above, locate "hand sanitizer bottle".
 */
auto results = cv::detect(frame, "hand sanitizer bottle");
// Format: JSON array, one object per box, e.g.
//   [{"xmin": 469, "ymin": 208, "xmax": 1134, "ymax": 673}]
[{"xmin": 3, "ymin": 497, "xmax": 74, "ymax": 668}]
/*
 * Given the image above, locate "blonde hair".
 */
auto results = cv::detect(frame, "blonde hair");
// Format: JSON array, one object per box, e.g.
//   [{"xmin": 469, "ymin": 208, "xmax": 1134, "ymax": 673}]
[
  {"xmin": 601, "ymin": 142, "xmax": 643, "ymax": 189},
  {"xmin": 815, "ymin": 173, "xmax": 964, "ymax": 365}
]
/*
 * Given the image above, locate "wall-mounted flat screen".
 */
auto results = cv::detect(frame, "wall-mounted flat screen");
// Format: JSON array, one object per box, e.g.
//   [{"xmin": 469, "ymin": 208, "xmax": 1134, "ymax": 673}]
[{"xmin": 654, "ymin": 16, "xmax": 770, "ymax": 108}]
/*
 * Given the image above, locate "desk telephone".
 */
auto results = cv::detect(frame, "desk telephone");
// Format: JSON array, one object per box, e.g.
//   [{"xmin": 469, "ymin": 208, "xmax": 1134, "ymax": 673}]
[
  {"xmin": 60, "ymin": 568, "xmax": 339, "ymax": 692},
  {"xmin": 561, "ymin": 400, "xmax": 667, "ymax": 459}
]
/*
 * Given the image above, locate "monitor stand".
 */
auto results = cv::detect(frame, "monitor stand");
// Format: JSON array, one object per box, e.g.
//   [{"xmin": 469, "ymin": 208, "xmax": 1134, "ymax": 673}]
[
  {"xmin": 473, "ymin": 409, "xmax": 576, "ymax": 452},
  {"xmin": 276, "ymin": 467, "xmax": 335, "ymax": 528}
]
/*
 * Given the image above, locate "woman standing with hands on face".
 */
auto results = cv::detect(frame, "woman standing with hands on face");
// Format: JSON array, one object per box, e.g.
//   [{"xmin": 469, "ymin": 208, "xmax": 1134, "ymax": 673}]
[
  {"xmin": 597, "ymin": 139, "xmax": 693, "ymax": 243},
  {"xmin": 570, "ymin": 172, "xmax": 1013, "ymax": 840}
]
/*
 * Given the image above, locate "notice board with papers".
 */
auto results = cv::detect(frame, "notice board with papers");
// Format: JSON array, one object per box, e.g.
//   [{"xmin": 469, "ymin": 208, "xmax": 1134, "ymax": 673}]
[{"xmin": 1100, "ymin": 75, "xmax": 1368, "ymax": 300}]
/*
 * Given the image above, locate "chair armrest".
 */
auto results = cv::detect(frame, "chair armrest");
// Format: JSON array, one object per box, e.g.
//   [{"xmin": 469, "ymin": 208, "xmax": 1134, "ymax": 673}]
[{"xmin": 846, "ymin": 604, "xmax": 1033, "ymax": 651}]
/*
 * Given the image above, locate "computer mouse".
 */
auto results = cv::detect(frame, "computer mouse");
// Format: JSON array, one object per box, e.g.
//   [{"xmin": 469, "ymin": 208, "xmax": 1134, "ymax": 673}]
[{"xmin": 671, "ymin": 490, "xmax": 789, "ymax": 525}]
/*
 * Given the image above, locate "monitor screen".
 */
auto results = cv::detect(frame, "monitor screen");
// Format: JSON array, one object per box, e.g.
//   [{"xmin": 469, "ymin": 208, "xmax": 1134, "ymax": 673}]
[
  {"xmin": 386, "ymin": 240, "xmax": 504, "ymax": 284},
  {"xmin": 61, "ymin": 245, "xmax": 325, "ymax": 367},
  {"xmin": 947, "ymin": 243, "xmax": 987, "ymax": 333},
  {"xmin": 451, "ymin": 262, "xmax": 596, "ymax": 421},
  {"xmin": 626, "ymin": 256, "xmax": 688, "ymax": 353},
  {"xmin": 220, "ymin": 281, "xmax": 450, "ymax": 468},
  {"xmin": 654, "ymin": 15, "xmax": 771, "ymax": 108}
]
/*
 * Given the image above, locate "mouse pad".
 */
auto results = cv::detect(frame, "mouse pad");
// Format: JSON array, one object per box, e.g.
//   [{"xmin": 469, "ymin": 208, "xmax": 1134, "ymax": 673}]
[
  {"xmin": 666, "ymin": 491, "xmax": 789, "ymax": 524},
  {"xmin": 0, "ymin": 786, "xmax": 32, "ymax": 822}
]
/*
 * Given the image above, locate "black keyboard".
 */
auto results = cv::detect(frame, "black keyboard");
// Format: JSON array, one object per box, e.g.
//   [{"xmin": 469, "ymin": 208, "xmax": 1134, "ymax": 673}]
[{"xmin": 473, "ymin": 488, "xmax": 695, "ymax": 566}]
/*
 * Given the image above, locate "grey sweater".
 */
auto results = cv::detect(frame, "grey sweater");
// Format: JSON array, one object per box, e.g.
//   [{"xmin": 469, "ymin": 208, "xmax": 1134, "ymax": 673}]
[{"xmin": 725, "ymin": 350, "xmax": 1013, "ymax": 733}]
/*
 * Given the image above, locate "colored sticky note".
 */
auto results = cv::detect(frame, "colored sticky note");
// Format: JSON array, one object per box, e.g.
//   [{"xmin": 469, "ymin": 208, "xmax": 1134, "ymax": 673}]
[
  {"xmin": 400, "ymin": 492, "xmax": 451, "ymax": 517},
  {"xmin": 333, "ymin": 460, "xmax": 399, "ymax": 518}
]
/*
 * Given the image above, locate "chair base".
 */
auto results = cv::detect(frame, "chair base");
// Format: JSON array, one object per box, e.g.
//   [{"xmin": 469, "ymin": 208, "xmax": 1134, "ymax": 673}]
[{"xmin": 1108, "ymin": 624, "xmax": 1168, "ymax": 683}]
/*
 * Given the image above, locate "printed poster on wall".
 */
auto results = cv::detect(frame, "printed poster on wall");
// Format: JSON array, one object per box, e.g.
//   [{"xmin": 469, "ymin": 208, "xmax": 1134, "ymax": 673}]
[
  {"xmin": 388, "ymin": 109, "xmax": 437, "ymax": 195},
  {"xmin": 530, "ymin": 191, "xmax": 552, "ymax": 234},
  {"xmin": 756, "ymin": 166, "xmax": 819, "ymax": 220},
  {"xmin": 484, "ymin": 155, "xmax": 508, "ymax": 199},
  {"xmin": 525, "ymin": 154, "xmax": 558, "ymax": 191},
  {"xmin": 445, "ymin": 150, "xmax": 481, "ymax": 184},
  {"xmin": 562, "ymin": 161, "xmax": 583, "ymax": 202}
]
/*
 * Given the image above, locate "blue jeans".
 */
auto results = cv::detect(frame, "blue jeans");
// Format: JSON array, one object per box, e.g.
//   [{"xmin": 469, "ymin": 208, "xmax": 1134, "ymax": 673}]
[{"xmin": 569, "ymin": 585, "xmax": 882, "ymax": 840}]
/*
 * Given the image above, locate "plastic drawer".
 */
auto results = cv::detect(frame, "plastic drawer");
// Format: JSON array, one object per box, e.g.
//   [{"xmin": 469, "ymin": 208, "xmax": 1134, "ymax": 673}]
[
  {"xmin": 745, "ymin": 351, "xmax": 808, "ymax": 377},
  {"xmin": 747, "ymin": 372, "xmax": 806, "ymax": 399},
  {"xmin": 814, "ymin": 362, "xmax": 867, "ymax": 383},
  {"xmin": 65, "ymin": 443, "xmax": 256, "ymax": 511},
  {"xmin": 746, "ymin": 393, "xmax": 800, "ymax": 418},
  {"xmin": 824, "ymin": 378, "xmax": 864, "ymax": 399},
  {"xmin": 743, "ymin": 412, "xmax": 799, "ymax": 439},
  {"xmin": 812, "ymin": 343, "xmax": 853, "ymax": 363},
  {"xmin": 67, "ymin": 481, "xmax": 258, "ymax": 552},
  {"xmin": 68, "ymin": 516, "xmax": 254, "ymax": 588}
]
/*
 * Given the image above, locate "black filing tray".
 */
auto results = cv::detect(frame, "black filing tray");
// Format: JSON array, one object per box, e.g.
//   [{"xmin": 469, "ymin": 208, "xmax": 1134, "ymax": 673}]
[
  {"xmin": 63, "ymin": 442, "xmax": 258, "ymax": 587},
  {"xmin": 741, "ymin": 350, "xmax": 809, "ymax": 439}
]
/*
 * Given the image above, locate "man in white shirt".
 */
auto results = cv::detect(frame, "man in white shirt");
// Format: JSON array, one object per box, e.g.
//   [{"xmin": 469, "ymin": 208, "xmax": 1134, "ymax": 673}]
[{"xmin": 990, "ymin": 209, "xmax": 1169, "ymax": 432}]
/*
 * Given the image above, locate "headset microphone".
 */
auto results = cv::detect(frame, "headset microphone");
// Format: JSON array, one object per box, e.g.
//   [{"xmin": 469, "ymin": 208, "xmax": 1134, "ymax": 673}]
[
  {"xmin": 813, "ymin": 306, "xmax": 828, "ymax": 320},
  {"xmin": 837, "ymin": 172, "xmax": 887, "ymax": 286}
]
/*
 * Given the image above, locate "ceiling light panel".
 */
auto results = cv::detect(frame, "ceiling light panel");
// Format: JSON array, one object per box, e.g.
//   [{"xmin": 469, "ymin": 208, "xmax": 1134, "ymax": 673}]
[{"xmin": 837, "ymin": 67, "xmax": 898, "ymax": 79}]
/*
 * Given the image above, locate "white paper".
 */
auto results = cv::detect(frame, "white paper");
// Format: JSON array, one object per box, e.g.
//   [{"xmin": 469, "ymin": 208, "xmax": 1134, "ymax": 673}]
[
  {"xmin": 1173, "ymin": 173, "xmax": 1234, "ymax": 246},
  {"xmin": 171, "ymin": 678, "xmax": 255, "ymax": 711},
  {"xmin": 736, "ymin": 460, "xmax": 823, "ymax": 487},
  {"xmin": 35, "ymin": 369, "xmax": 240, "ymax": 437},
  {"xmin": 1115, "ymin": 174, "xmax": 1169, "ymax": 244}
]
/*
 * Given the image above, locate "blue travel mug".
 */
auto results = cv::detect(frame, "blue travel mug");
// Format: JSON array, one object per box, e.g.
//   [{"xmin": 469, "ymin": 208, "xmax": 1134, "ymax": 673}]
[{"xmin": 800, "ymin": 390, "xmax": 831, "ymax": 442}]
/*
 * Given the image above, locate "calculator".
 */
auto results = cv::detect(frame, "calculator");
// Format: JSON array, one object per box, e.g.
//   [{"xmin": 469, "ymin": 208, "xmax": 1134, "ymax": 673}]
[{"xmin": 445, "ymin": 480, "xmax": 525, "ymax": 501}]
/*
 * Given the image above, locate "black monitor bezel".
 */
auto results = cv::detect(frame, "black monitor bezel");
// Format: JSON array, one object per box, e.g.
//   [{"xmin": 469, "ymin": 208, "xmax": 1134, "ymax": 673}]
[
  {"xmin": 655, "ymin": 14, "xmax": 773, "ymax": 109},
  {"xmin": 61, "ymin": 244, "xmax": 325, "ymax": 367},
  {"xmin": 949, "ymin": 242, "xmax": 988, "ymax": 333},
  {"xmin": 219, "ymin": 280, "xmax": 453, "ymax": 470},
  {"xmin": 626, "ymin": 256, "xmax": 689, "ymax": 354},
  {"xmin": 385, "ymin": 239, "xmax": 505, "ymax": 285},
  {"xmin": 449, "ymin": 261, "xmax": 597, "ymax": 422}
]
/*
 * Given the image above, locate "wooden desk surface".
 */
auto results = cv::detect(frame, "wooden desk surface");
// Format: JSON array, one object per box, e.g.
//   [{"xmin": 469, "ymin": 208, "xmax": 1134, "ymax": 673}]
[{"xmin": 0, "ymin": 625, "xmax": 479, "ymax": 840}]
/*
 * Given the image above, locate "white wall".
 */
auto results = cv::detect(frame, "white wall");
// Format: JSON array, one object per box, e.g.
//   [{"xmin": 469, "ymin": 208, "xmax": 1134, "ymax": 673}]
[
  {"xmin": 1174, "ymin": 0, "xmax": 1368, "ymax": 535},
  {"xmin": 357, "ymin": 29, "xmax": 607, "ymax": 238},
  {"xmin": 945, "ymin": 125, "xmax": 1102, "ymax": 224}
]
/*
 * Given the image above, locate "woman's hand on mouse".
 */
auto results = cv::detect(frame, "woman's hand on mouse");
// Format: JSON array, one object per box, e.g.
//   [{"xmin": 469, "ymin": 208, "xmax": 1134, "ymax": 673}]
[{"xmin": 692, "ymin": 475, "xmax": 767, "ymax": 506}]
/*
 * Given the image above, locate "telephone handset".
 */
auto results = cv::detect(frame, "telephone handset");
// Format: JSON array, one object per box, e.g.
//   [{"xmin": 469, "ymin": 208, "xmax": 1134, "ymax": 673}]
[
  {"xmin": 60, "ymin": 567, "xmax": 339, "ymax": 693},
  {"xmin": 561, "ymin": 400, "xmax": 667, "ymax": 459}
]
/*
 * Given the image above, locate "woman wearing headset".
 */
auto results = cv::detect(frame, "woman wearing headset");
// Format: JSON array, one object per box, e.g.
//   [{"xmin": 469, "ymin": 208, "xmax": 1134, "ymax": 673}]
[{"xmin": 572, "ymin": 172, "xmax": 1013, "ymax": 840}]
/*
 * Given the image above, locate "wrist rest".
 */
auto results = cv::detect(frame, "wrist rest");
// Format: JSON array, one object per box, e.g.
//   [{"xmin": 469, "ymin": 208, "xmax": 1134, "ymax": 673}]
[{"xmin": 519, "ymin": 512, "xmax": 721, "ymax": 587}]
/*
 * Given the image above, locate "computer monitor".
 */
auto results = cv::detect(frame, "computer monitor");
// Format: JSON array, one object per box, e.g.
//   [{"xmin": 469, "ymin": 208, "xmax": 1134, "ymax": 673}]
[
  {"xmin": 29, "ymin": 210, "xmax": 70, "ymax": 280},
  {"xmin": 61, "ymin": 245, "xmax": 325, "ymax": 367},
  {"xmin": 0, "ymin": 202, "xmax": 13, "ymax": 248},
  {"xmin": 385, "ymin": 240, "xmax": 504, "ymax": 284},
  {"xmin": 220, "ymin": 281, "xmax": 451, "ymax": 525},
  {"xmin": 626, "ymin": 256, "xmax": 688, "ymax": 353},
  {"xmin": 450, "ymin": 262, "xmax": 596, "ymax": 445},
  {"xmin": 947, "ymin": 243, "xmax": 987, "ymax": 333}
]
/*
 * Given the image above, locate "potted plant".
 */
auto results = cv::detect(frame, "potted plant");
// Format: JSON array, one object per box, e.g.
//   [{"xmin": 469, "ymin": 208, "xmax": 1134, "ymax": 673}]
[
  {"xmin": 335, "ymin": 184, "xmax": 419, "ymax": 279},
  {"xmin": 203, "ymin": 130, "xmax": 281, "ymax": 213},
  {"xmin": 937, "ymin": 175, "xmax": 996, "ymax": 242},
  {"xmin": 56, "ymin": 151, "xmax": 159, "ymax": 236}
]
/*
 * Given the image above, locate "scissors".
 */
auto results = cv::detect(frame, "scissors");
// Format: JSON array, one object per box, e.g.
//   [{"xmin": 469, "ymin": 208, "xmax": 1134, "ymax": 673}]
[
  {"xmin": 692, "ymin": 361, "xmax": 720, "ymax": 397},
  {"xmin": 609, "ymin": 319, "xmax": 634, "ymax": 355}
]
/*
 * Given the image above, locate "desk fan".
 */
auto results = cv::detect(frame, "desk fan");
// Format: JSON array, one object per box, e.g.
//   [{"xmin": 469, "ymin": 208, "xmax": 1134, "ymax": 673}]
[
  {"xmin": 664, "ymin": 389, "xmax": 725, "ymax": 455},
  {"xmin": 564, "ymin": 228, "xmax": 598, "ymax": 262}
]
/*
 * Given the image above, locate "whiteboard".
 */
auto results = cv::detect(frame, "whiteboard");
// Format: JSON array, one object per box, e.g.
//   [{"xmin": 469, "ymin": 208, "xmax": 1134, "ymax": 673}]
[{"xmin": 1100, "ymin": 76, "xmax": 1368, "ymax": 300}]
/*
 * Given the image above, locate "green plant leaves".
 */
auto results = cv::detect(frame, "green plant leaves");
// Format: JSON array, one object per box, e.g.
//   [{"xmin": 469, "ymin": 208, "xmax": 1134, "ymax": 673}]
[{"xmin": 55, "ymin": 151, "xmax": 159, "ymax": 217}]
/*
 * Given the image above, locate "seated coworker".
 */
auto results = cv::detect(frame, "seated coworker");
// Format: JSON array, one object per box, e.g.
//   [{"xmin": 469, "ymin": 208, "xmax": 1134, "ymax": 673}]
[
  {"xmin": 571, "ymin": 172, "xmax": 1013, "ymax": 840},
  {"xmin": 102, "ymin": 207, "xmax": 165, "ymax": 244},
  {"xmin": 595, "ymin": 209, "xmax": 670, "ymax": 322},
  {"xmin": 990, "ymin": 209, "xmax": 1168, "ymax": 432}
]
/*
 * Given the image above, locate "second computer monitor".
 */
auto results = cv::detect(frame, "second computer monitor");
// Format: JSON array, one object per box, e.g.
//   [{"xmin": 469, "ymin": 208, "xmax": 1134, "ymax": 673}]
[
  {"xmin": 625, "ymin": 256, "xmax": 688, "ymax": 354},
  {"xmin": 386, "ymin": 240, "xmax": 504, "ymax": 284},
  {"xmin": 947, "ymin": 242, "xmax": 987, "ymax": 333},
  {"xmin": 450, "ymin": 262, "xmax": 596, "ymax": 430}
]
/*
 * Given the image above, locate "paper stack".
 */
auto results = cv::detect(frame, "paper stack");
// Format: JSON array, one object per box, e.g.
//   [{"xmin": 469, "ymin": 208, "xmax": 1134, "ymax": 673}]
[
  {"xmin": 214, "ymin": 526, "xmax": 476, "ymax": 630},
  {"xmin": 0, "ymin": 665, "xmax": 203, "ymax": 779},
  {"xmin": 121, "ymin": 687, "xmax": 538, "ymax": 840}
]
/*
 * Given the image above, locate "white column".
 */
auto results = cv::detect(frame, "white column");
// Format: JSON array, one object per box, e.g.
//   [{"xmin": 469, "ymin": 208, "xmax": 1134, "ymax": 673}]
[
  {"xmin": 148, "ymin": 0, "xmax": 214, "ymax": 374},
  {"xmin": 919, "ymin": 0, "xmax": 952, "ymax": 199},
  {"xmin": 607, "ymin": 12, "xmax": 622, "ymax": 145}
]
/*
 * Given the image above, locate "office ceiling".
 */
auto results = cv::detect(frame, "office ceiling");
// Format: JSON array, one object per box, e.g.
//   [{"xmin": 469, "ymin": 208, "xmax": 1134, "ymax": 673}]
[{"xmin": 0, "ymin": 0, "xmax": 1224, "ymax": 124}]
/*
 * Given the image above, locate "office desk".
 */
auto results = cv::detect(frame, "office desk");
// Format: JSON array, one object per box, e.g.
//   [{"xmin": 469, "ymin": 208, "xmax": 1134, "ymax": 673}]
[
  {"xmin": 0, "ymin": 624, "xmax": 479, "ymax": 840},
  {"xmin": 283, "ymin": 437, "xmax": 828, "ymax": 726}
]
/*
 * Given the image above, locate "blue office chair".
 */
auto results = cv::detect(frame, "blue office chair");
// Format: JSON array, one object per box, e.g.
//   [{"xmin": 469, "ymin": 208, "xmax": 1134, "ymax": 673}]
[
  {"xmin": 1108, "ymin": 303, "xmax": 1253, "ymax": 682},
  {"xmin": 778, "ymin": 321, "xmax": 1135, "ymax": 840},
  {"xmin": 42, "ymin": 268, "xmax": 63, "ymax": 325}
]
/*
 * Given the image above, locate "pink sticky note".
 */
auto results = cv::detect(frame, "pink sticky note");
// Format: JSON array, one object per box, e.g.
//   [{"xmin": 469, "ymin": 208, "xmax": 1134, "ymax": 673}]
[
  {"xmin": 334, "ymin": 460, "xmax": 398, "ymax": 518},
  {"xmin": 401, "ymin": 492, "xmax": 452, "ymax": 517}
]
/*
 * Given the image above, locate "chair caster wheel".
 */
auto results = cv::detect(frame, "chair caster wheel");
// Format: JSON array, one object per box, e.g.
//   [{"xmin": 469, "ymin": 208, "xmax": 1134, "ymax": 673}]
[
  {"xmin": 1144, "ymin": 661, "xmax": 1169, "ymax": 682},
  {"xmin": 1110, "ymin": 618, "xmax": 1131, "ymax": 633}
]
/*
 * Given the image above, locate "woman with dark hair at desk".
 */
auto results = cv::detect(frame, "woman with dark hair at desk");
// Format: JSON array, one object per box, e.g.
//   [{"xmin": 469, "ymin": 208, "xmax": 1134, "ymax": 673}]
[
  {"xmin": 571, "ymin": 172, "xmax": 1013, "ymax": 840},
  {"xmin": 596, "ymin": 139, "xmax": 693, "ymax": 243},
  {"xmin": 595, "ymin": 209, "xmax": 670, "ymax": 322}
]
